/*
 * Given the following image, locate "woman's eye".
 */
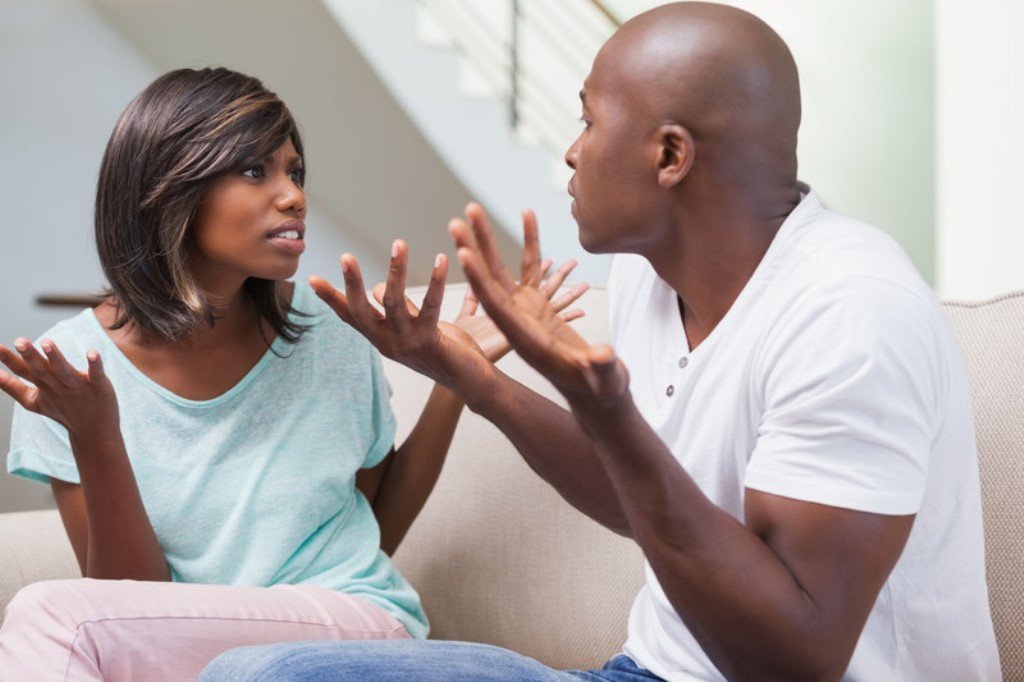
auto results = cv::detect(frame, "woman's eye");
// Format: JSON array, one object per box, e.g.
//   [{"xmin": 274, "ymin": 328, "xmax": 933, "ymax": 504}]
[
  {"xmin": 289, "ymin": 169, "xmax": 305, "ymax": 186},
  {"xmin": 241, "ymin": 166, "xmax": 265, "ymax": 179},
  {"xmin": 578, "ymin": 116, "xmax": 591, "ymax": 130}
]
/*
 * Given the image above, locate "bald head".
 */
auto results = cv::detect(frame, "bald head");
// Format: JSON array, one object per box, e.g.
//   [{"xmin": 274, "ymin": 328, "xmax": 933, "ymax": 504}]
[{"xmin": 594, "ymin": 2, "xmax": 801, "ymax": 185}]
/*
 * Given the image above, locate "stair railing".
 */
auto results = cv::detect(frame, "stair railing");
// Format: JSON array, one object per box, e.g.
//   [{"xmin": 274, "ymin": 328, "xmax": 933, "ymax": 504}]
[{"xmin": 417, "ymin": 0, "xmax": 620, "ymax": 160}]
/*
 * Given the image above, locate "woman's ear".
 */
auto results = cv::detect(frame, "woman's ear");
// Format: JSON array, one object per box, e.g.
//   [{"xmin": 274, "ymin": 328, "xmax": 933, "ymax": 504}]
[{"xmin": 656, "ymin": 124, "xmax": 694, "ymax": 188}]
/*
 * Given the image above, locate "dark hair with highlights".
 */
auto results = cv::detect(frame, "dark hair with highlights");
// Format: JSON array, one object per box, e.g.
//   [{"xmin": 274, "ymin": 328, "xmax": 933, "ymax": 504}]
[{"xmin": 95, "ymin": 67, "xmax": 307, "ymax": 342}]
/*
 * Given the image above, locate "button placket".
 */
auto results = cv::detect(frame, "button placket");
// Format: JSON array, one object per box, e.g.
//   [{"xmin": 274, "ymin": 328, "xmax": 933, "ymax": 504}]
[{"xmin": 667, "ymin": 356, "xmax": 689, "ymax": 397}]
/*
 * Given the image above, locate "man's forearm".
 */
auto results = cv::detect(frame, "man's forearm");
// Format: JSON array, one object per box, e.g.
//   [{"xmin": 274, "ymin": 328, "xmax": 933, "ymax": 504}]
[
  {"xmin": 464, "ymin": 369, "xmax": 631, "ymax": 536},
  {"xmin": 576, "ymin": 400, "xmax": 901, "ymax": 681}
]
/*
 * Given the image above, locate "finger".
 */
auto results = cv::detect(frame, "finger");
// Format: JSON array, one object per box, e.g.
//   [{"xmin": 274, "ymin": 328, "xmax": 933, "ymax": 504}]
[
  {"xmin": 0, "ymin": 366, "xmax": 35, "ymax": 408},
  {"xmin": 381, "ymin": 240, "xmax": 413, "ymax": 333},
  {"xmin": 13, "ymin": 338, "xmax": 51, "ymax": 383},
  {"xmin": 449, "ymin": 216, "xmax": 510, "ymax": 305},
  {"xmin": 457, "ymin": 283, "xmax": 480, "ymax": 320},
  {"xmin": 539, "ymin": 258, "xmax": 553, "ymax": 280},
  {"xmin": 417, "ymin": 253, "xmax": 448, "ymax": 329},
  {"xmin": 549, "ymin": 282, "xmax": 590, "ymax": 313},
  {"xmin": 541, "ymin": 259, "xmax": 579, "ymax": 299},
  {"xmin": 338, "ymin": 254, "xmax": 387, "ymax": 324},
  {"xmin": 583, "ymin": 345, "xmax": 630, "ymax": 401},
  {"xmin": 464, "ymin": 203, "xmax": 516, "ymax": 291},
  {"xmin": 519, "ymin": 209, "xmax": 542, "ymax": 288},
  {"xmin": 0, "ymin": 344, "xmax": 34, "ymax": 382},
  {"xmin": 372, "ymin": 283, "xmax": 419, "ymax": 316},
  {"xmin": 39, "ymin": 339, "xmax": 81, "ymax": 383},
  {"xmin": 310, "ymin": 268, "xmax": 363, "ymax": 328},
  {"xmin": 85, "ymin": 349, "xmax": 107, "ymax": 384},
  {"xmin": 559, "ymin": 309, "xmax": 586, "ymax": 323},
  {"xmin": 456, "ymin": 245, "xmax": 515, "ymax": 323}
]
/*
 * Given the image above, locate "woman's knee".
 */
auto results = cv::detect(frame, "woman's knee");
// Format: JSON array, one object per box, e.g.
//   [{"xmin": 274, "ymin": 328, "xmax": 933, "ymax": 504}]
[{"xmin": 3, "ymin": 578, "xmax": 105, "ymax": 632}]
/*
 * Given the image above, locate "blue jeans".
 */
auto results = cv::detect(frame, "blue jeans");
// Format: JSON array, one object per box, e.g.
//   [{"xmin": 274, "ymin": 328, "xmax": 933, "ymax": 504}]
[{"xmin": 199, "ymin": 640, "xmax": 664, "ymax": 681}]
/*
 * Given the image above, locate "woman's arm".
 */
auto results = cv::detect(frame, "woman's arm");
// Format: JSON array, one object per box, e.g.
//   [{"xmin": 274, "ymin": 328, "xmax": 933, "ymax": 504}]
[
  {"xmin": 0, "ymin": 340, "xmax": 168, "ymax": 580},
  {"xmin": 356, "ymin": 384, "xmax": 464, "ymax": 555}
]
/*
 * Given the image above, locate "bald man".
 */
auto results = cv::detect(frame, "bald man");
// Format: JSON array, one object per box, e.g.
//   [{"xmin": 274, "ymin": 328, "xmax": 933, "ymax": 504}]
[{"xmin": 202, "ymin": 3, "xmax": 1000, "ymax": 680}]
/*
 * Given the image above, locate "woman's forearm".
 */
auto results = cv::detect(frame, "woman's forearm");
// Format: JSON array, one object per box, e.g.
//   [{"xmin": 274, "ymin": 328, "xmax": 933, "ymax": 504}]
[
  {"xmin": 69, "ymin": 428, "xmax": 170, "ymax": 581},
  {"xmin": 372, "ymin": 383, "xmax": 465, "ymax": 555}
]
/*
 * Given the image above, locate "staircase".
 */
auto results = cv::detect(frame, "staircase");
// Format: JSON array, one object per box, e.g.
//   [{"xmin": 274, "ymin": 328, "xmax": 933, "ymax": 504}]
[{"xmin": 323, "ymin": 0, "xmax": 616, "ymax": 282}]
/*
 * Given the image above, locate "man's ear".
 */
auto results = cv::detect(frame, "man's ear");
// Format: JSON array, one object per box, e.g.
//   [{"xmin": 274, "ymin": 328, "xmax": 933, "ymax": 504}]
[{"xmin": 656, "ymin": 123, "xmax": 694, "ymax": 188}]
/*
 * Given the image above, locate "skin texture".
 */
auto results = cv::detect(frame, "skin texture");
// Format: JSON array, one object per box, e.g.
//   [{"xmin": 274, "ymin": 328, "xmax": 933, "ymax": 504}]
[
  {"xmin": 332, "ymin": 3, "xmax": 915, "ymax": 680},
  {"xmin": 0, "ymin": 135, "xmax": 588, "ymax": 578}
]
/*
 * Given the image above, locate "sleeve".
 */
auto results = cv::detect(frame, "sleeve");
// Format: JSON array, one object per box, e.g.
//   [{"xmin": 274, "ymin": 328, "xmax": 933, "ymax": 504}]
[
  {"xmin": 744, "ymin": 277, "xmax": 948, "ymax": 515},
  {"xmin": 7, "ymin": 403, "xmax": 81, "ymax": 485},
  {"xmin": 361, "ymin": 347, "xmax": 397, "ymax": 469}
]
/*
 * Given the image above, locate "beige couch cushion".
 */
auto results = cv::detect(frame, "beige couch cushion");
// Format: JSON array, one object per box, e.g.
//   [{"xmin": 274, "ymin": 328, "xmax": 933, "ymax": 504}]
[{"xmin": 944, "ymin": 292, "xmax": 1024, "ymax": 678}]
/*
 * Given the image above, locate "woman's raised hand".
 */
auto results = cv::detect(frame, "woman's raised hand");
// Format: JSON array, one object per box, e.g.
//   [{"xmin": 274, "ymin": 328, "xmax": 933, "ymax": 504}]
[
  {"xmin": 0, "ymin": 339, "xmax": 120, "ymax": 442},
  {"xmin": 310, "ymin": 212, "xmax": 591, "ymax": 390},
  {"xmin": 310, "ymin": 241, "xmax": 491, "ymax": 389}
]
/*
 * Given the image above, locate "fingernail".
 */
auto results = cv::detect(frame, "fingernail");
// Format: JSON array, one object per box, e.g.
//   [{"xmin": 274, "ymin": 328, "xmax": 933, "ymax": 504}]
[
  {"xmin": 14, "ymin": 340, "xmax": 28, "ymax": 352},
  {"xmin": 434, "ymin": 253, "xmax": 444, "ymax": 269},
  {"xmin": 391, "ymin": 240, "xmax": 400, "ymax": 258}
]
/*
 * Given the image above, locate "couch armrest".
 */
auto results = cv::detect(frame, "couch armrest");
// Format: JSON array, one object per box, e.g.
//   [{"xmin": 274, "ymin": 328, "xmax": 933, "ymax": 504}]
[{"xmin": 0, "ymin": 509, "xmax": 80, "ymax": 616}]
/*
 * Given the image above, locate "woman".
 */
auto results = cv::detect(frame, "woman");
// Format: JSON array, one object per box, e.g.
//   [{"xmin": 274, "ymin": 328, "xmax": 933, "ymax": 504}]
[{"xmin": 0, "ymin": 67, "xmax": 584, "ymax": 680}]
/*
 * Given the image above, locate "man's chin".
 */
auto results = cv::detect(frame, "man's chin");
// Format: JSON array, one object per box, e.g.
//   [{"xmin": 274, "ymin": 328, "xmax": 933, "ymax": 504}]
[{"xmin": 577, "ymin": 226, "xmax": 610, "ymax": 255}]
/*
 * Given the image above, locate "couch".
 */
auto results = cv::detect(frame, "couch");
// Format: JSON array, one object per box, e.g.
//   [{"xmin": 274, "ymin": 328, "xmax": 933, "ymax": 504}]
[{"xmin": 0, "ymin": 285, "xmax": 1021, "ymax": 677}]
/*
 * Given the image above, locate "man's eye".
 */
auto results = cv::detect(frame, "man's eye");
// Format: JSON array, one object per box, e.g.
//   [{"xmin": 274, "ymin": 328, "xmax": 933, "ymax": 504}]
[{"xmin": 289, "ymin": 169, "xmax": 305, "ymax": 186}]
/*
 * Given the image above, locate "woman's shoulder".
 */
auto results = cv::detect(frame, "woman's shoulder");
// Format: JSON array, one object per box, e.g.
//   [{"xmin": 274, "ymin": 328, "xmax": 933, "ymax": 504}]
[
  {"xmin": 287, "ymin": 280, "xmax": 375, "ymax": 354},
  {"xmin": 288, "ymin": 279, "xmax": 334, "ymax": 327},
  {"xmin": 35, "ymin": 307, "xmax": 106, "ymax": 348}
]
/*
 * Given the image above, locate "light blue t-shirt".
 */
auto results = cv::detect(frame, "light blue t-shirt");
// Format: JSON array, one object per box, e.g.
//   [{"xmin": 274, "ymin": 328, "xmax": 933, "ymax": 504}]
[{"xmin": 7, "ymin": 282, "xmax": 428, "ymax": 638}]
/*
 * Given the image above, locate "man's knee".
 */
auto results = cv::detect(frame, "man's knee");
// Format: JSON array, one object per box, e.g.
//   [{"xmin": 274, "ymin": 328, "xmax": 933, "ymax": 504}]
[{"xmin": 200, "ymin": 640, "xmax": 562, "ymax": 681}]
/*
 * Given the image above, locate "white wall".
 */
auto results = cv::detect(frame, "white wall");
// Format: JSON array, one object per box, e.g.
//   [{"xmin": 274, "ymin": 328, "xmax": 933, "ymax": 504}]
[{"xmin": 935, "ymin": 0, "xmax": 1024, "ymax": 299}]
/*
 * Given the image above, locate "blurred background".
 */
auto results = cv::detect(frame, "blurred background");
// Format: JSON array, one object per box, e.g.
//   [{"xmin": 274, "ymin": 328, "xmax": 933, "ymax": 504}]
[{"xmin": 1, "ymin": 0, "xmax": 1021, "ymax": 512}]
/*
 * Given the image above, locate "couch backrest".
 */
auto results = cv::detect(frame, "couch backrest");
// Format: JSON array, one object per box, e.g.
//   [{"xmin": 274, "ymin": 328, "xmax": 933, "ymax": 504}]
[{"xmin": 943, "ymin": 291, "xmax": 1024, "ymax": 679}]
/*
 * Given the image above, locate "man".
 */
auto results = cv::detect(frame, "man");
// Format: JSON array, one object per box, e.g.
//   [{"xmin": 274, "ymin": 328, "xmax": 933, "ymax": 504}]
[{"xmin": 202, "ymin": 2, "xmax": 1000, "ymax": 680}]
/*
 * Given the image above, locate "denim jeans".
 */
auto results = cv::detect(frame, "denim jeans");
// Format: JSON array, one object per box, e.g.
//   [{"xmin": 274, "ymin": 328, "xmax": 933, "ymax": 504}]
[{"xmin": 199, "ymin": 640, "xmax": 665, "ymax": 681}]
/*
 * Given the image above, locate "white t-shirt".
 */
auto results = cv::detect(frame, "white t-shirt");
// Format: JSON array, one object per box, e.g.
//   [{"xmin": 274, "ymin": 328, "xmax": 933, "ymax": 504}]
[{"xmin": 610, "ymin": 191, "xmax": 1001, "ymax": 681}]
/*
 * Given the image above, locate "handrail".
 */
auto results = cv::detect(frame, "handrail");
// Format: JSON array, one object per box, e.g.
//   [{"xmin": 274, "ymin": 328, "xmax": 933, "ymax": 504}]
[
  {"xmin": 417, "ymin": 0, "xmax": 620, "ymax": 161},
  {"xmin": 36, "ymin": 294, "xmax": 104, "ymax": 308},
  {"xmin": 586, "ymin": 0, "xmax": 622, "ymax": 28}
]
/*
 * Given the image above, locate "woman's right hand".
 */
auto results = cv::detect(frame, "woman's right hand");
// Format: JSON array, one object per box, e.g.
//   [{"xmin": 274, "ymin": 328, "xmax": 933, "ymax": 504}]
[
  {"xmin": 310, "ymin": 244, "xmax": 496, "ymax": 395},
  {"xmin": 0, "ymin": 338, "xmax": 120, "ymax": 444}
]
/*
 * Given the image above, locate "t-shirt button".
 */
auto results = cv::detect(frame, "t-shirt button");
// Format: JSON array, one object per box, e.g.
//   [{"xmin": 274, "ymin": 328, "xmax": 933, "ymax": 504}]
[
  {"xmin": 666, "ymin": 385, "xmax": 675, "ymax": 397},
  {"xmin": 678, "ymin": 356, "xmax": 689, "ymax": 369}
]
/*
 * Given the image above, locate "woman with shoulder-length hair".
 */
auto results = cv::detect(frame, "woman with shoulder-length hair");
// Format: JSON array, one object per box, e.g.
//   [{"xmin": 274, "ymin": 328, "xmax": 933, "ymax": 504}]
[{"xmin": 0, "ymin": 66, "xmax": 584, "ymax": 680}]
